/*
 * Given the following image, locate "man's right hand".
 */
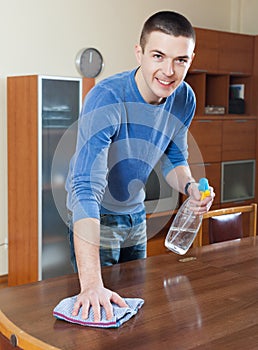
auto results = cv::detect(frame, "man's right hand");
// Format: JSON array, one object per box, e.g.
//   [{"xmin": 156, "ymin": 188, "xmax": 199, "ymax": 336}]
[
  {"xmin": 73, "ymin": 218, "xmax": 128, "ymax": 322},
  {"xmin": 72, "ymin": 285, "xmax": 128, "ymax": 322}
]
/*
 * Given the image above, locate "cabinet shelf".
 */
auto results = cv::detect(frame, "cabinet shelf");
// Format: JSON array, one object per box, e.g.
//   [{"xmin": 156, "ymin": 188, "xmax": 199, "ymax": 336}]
[
  {"xmin": 185, "ymin": 72, "xmax": 252, "ymax": 116},
  {"xmin": 187, "ymin": 27, "xmax": 255, "ymax": 117}
]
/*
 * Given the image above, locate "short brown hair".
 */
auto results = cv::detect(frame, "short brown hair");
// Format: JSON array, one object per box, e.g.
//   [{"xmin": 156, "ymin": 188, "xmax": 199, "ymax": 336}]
[{"xmin": 140, "ymin": 11, "xmax": 196, "ymax": 52}]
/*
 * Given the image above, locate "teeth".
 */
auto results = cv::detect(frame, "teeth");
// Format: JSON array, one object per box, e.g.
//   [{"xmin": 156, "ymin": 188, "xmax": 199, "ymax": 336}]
[{"xmin": 159, "ymin": 79, "xmax": 171, "ymax": 85}]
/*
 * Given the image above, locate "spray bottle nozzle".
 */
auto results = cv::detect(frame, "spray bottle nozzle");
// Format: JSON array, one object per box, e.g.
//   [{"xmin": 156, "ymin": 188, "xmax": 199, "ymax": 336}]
[{"xmin": 198, "ymin": 178, "xmax": 210, "ymax": 200}]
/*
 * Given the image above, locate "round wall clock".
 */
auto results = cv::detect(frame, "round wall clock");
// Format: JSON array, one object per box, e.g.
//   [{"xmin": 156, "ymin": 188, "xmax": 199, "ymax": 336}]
[{"xmin": 75, "ymin": 47, "xmax": 104, "ymax": 78}]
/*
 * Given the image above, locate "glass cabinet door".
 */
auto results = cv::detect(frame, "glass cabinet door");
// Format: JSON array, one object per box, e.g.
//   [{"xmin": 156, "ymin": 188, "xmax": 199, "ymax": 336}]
[{"xmin": 41, "ymin": 77, "xmax": 81, "ymax": 279}]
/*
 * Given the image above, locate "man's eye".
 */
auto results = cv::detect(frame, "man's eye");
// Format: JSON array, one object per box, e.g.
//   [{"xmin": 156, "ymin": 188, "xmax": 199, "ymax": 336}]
[
  {"xmin": 153, "ymin": 54, "xmax": 163, "ymax": 60},
  {"xmin": 176, "ymin": 58, "xmax": 188, "ymax": 65}
]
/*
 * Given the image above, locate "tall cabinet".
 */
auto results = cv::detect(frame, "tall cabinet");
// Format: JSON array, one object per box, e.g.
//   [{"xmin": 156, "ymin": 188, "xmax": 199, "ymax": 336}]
[{"xmin": 8, "ymin": 75, "xmax": 94, "ymax": 286}]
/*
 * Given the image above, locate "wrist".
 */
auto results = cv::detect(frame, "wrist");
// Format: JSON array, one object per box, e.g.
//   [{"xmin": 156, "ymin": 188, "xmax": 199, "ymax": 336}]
[
  {"xmin": 184, "ymin": 181, "xmax": 196, "ymax": 196},
  {"xmin": 80, "ymin": 273, "xmax": 103, "ymax": 291}
]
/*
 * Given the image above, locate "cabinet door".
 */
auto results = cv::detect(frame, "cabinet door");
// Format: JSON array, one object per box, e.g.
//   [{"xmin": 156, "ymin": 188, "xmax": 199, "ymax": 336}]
[
  {"xmin": 218, "ymin": 32, "xmax": 254, "ymax": 75},
  {"xmin": 190, "ymin": 28, "xmax": 219, "ymax": 73},
  {"xmin": 188, "ymin": 119, "xmax": 222, "ymax": 163},
  {"xmin": 222, "ymin": 119, "xmax": 256, "ymax": 161}
]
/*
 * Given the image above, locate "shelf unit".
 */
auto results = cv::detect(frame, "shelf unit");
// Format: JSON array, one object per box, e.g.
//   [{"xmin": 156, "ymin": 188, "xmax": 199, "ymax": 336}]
[
  {"xmin": 186, "ymin": 72, "xmax": 253, "ymax": 116},
  {"xmin": 147, "ymin": 28, "xmax": 258, "ymax": 256},
  {"xmin": 8, "ymin": 75, "xmax": 94, "ymax": 286},
  {"xmin": 187, "ymin": 27, "xmax": 254, "ymax": 116},
  {"xmin": 185, "ymin": 27, "xmax": 257, "ymax": 208}
]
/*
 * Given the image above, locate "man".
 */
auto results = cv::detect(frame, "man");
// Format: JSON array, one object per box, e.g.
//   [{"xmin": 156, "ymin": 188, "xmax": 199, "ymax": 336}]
[{"xmin": 66, "ymin": 10, "xmax": 215, "ymax": 322}]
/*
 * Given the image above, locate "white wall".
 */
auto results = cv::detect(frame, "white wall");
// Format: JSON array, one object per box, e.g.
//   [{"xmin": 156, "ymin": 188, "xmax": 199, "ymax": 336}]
[
  {"xmin": 239, "ymin": 0, "xmax": 258, "ymax": 34},
  {"xmin": 0, "ymin": 0, "xmax": 258, "ymax": 275}
]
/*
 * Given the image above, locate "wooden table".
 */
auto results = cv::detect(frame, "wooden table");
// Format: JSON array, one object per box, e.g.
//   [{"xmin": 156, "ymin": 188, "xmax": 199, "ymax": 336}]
[{"xmin": 1, "ymin": 237, "xmax": 258, "ymax": 350}]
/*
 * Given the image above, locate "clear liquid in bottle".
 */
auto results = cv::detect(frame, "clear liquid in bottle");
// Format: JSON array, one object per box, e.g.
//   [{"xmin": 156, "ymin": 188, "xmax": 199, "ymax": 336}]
[
  {"xmin": 165, "ymin": 227, "xmax": 199, "ymax": 255},
  {"xmin": 165, "ymin": 178, "xmax": 210, "ymax": 255}
]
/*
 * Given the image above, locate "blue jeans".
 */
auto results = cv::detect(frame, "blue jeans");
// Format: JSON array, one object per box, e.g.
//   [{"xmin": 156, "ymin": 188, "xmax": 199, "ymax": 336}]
[{"xmin": 68, "ymin": 210, "xmax": 147, "ymax": 271}]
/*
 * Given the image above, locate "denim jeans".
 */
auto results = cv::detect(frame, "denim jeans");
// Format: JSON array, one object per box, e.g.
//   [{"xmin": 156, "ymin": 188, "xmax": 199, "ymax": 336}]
[{"xmin": 68, "ymin": 209, "xmax": 147, "ymax": 271}]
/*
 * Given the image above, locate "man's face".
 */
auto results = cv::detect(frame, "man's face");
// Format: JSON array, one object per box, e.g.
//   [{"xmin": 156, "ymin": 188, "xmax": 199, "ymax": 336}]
[{"xmin": 135, "ymin": 31, "xmax": 195, "ymax": 104}]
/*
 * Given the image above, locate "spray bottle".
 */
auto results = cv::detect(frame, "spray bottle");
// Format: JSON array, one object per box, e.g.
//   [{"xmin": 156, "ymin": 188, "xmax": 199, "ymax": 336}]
[{"xmin": 165, "ymin": 178, "xmax": 210, "ymax": 255}]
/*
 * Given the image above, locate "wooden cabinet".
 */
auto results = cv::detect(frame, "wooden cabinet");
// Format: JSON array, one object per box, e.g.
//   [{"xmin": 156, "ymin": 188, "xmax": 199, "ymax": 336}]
[
  {"xmin": 218, "ymin": 32, "xmax": 254, "ymax": 75},
  {"xmin": 191, "ymin": 28, "xmax": 254, "ymax": 76},
  {"xmin": 190, "ymin": 162, "xmax": 221, "ymax": 205},
  {"xmin": 188, "ymin": 119, "xmax": 222, "ymax": 163},
  {"xmin": 253, "ymin": 36, "xmax": 258, "ymax": 116},
  {"xmin": 191, "ymin": 28, "xmax": 219, "ymax": 73},
  {"xmin": 147, "ymin": 234, "xmax": 169, "ymax": 256},
  {"xmin": 188, "ymin": 119, "xmax": 222, "ymax": 205},
  {"xmin": 187, "ymin": 28, "xmax": 254, "ymax": 116},
  {"xmin": 185, "ymin": 72, "xmax": 252, "ymax": 116},
  {"xmin": 188, "ymin": 116, "xmax": 257, "ymax": 206},
  {"xmin": 147, "ymin": 28, "xmax": 258, "ymax": 257},
  {"xmin": 185, "ymin": 73, "xmax": 206, "ymax": 115},
  {"xmin": 8, "ymin": 75, "xmax": 94, "ymax": 286},
  {"xmin": 222, "ymin": 118, "xmax": 257, "ymax": 161}
]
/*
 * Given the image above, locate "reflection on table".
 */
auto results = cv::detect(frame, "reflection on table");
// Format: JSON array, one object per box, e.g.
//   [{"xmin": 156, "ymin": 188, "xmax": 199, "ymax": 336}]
[{"xmin": 1, "ymin": 237, "xmax": 258, "ymax": 349}]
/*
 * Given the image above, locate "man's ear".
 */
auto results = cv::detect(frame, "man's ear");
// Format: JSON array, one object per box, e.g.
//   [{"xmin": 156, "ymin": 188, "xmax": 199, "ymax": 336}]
[
  {"xmin": 189, "ymin": 52, "xmax": 195, "ymax": 67},
  {"xmin": 134, "ymin": 44, "xmax": 143, "ymax": 65}
]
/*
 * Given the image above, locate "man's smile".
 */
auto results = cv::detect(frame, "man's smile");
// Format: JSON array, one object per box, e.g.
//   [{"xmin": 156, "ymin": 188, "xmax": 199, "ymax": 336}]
[{"xmin": 156, "ymin": 78, "xmax": 174, "ymax": 86}]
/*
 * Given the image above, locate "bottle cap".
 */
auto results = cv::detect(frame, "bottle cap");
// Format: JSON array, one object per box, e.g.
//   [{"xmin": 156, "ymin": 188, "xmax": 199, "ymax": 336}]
[{"xmin": 198, "ymin": 178, "xmax": 210, "ymax": 200}]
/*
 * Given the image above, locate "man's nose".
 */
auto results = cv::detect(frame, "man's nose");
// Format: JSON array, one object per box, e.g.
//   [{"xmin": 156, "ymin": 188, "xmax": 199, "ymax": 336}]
[{"xmin": 162, "ymin": 59, "xmax": 174, "ymax": 76}]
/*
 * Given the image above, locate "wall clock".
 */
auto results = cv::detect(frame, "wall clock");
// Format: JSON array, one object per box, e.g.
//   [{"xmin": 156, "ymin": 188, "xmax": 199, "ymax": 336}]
[{"xmin": 75, "ymin": 47, "xmax": 104, "ymax": 78}]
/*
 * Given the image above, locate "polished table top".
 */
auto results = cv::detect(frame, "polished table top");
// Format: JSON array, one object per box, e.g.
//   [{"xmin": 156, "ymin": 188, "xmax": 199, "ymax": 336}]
[{"xmin": 1, "ymin": 237, "xmax": 258, "ymax": 350}]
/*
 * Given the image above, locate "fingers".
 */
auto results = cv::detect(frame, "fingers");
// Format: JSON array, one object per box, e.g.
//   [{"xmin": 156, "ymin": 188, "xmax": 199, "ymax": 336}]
[
  {"xmin": 72, "ymin": 297, "xmax": 90, "ymax": 319},
  {"xmin": 91, "ymin": 298, "xmax": 102, "ymax": 322},
  {"xmin": 72, "ymin": 294, "xmax": 103, "ymax": 322},
  {"xmin": 72, "ymin": 289, "xmax": 127, "ymax": 323},
  {"xmin": 101, "ymin": 299, "xmax": 114, "ymax": 320},
  {"xmin": 111, "ymin": 292, "xmax": 128, "ymax": 308},
  {"xmin": 72, "ymin": 298, "xmax": 83, "ymax": 316},
  {"xmin": 99, "ymin": 292, "xmax": 128, "ymax": 320},
  {"xmin": 189, "ymin": 194, "xmax": 214, "ymax": 214}
]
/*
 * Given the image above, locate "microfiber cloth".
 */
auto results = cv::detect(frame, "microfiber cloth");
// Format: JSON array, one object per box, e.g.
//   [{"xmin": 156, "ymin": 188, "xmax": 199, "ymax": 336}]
[{"xmin": 53, "ymin": 296, "xmax": 144, "ymax": 328}]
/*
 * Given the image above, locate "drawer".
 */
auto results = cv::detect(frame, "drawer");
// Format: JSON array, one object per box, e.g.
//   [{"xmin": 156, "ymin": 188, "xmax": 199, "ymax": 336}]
[
  {"xmin": 222, "ymin": 119, "xmax": 256, "ymax": 161},
  {"xmin": 188, "ymin": 120, "xmax": 222, "ymax": 163}
]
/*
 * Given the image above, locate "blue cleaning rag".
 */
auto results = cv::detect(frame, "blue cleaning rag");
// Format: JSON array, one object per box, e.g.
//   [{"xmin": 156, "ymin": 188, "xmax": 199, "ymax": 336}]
[{"xmin": 53, "ymin": 295, "xmax": 144, "ymax": 328}]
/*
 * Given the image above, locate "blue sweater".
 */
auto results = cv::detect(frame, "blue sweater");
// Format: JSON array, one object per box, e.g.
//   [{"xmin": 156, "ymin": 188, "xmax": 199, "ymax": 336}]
[{"xmin": 66, "ymin": 68, "xmax": 196, "ymax": 223}]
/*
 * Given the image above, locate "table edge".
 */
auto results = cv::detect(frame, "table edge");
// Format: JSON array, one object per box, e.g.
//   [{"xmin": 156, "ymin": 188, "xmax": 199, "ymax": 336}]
[{"xmin": 0, "ymin": 310, "xmax": 60, "ymax": 350}]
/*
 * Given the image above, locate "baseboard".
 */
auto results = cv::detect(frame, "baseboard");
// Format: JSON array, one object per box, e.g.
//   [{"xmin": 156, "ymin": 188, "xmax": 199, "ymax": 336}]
[{"xmin": 0, "ymin": 274, "xmax": 8, "ymax": 288}]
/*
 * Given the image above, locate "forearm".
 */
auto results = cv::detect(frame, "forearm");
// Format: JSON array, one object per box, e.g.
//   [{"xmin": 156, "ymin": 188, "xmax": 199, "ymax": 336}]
[
  {"xmin": 73, "ymin": 218, "xmax": 103, "ymax": 291},
  {"xmin": 72, "ymin": 217, "xmax": 128, "ymax": 321},
  {"xmin": 165, "ymin": 165, "xmax": 195, "ymax": 195}
]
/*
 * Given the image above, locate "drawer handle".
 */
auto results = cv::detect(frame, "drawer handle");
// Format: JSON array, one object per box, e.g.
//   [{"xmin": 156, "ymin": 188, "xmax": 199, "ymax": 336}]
[
  {"xmin": 192, "ymin": 163, "xmax": 211, "ymax": 166},
  {"xmin": 190, "ymin": 69, "xmax": 207, "ymax": 73}
]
